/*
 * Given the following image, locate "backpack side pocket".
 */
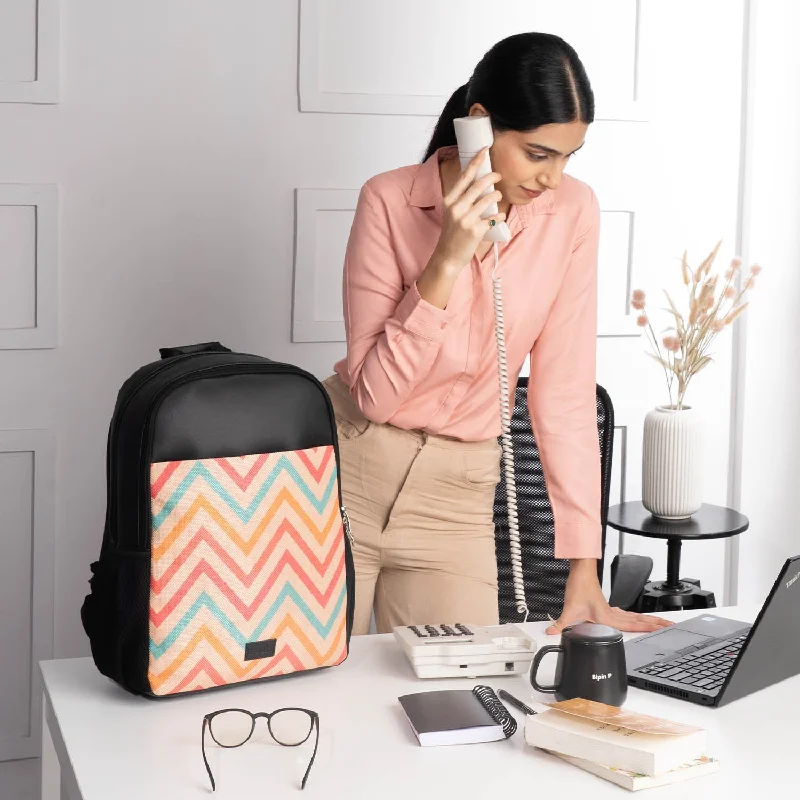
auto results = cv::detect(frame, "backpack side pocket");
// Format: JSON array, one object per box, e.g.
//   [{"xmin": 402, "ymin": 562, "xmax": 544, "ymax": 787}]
[{"xmin": 80, "ymin": 546, "xmax": 151, "ymax": 695}]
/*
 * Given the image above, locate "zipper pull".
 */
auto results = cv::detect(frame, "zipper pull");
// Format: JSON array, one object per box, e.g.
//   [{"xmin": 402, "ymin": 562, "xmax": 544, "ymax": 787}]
[{"xmin": 340, "ymin": 505, "xmax": 354, "ymax": 546}]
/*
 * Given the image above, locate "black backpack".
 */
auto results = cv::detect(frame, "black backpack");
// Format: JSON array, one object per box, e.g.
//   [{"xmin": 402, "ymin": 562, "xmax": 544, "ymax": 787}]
[{"xmin": 80, "ymin": 342, "xmax": 355, "ymax": 697}]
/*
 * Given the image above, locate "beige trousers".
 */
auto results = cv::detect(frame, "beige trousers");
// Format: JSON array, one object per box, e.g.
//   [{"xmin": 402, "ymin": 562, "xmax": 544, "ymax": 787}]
[{"xmin": 322, "ymin": 374, "xmax": 502, "ymax": 635}]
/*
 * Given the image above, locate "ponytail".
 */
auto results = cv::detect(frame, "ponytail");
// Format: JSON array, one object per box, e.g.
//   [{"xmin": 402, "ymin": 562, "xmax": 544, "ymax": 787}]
[{"xmin": 421, "ymin": 82, "xmax": 470, "ymax": 162}]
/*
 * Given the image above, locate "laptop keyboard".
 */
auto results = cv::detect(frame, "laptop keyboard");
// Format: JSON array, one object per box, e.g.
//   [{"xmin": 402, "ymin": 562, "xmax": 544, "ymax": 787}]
[{"xmin": 636, "ymin": 632, "xmax": 750, "ymax": 692}]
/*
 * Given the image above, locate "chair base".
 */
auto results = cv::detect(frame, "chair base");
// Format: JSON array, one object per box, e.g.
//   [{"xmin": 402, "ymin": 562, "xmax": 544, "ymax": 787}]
[{"xmin": 639, "ymin": 578, "xmax": 717, "ymax": 612}]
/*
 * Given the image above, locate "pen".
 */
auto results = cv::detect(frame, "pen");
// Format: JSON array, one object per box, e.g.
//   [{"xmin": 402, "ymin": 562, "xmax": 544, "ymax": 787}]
[{"xmin": 498, "ymin": 689, "xmax": 537, "ymax": 716}]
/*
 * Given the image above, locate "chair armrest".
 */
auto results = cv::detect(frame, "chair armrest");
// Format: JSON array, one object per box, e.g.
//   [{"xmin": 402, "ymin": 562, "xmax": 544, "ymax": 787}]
[{"xmin": 609, "ymin": 554, "xmax": 653, "ymax": 611}]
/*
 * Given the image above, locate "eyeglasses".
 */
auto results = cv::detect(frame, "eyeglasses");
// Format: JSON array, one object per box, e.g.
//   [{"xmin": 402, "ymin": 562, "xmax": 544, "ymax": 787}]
[{"xmin": 201, "ymin": 707, "xmax": 320, "ymax": 791}]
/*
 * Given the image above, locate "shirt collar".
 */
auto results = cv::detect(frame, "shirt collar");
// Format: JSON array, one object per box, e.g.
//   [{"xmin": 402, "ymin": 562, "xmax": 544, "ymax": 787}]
[{"xmin": 408, "ymin": 144, "xmax": 558, "ymax": 228}]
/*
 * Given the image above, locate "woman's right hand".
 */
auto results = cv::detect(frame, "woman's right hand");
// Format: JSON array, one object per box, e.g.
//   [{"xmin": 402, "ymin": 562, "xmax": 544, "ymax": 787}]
[{"xmin": 432, "ymin": 145, "xmax": 506, "ymax": 271}]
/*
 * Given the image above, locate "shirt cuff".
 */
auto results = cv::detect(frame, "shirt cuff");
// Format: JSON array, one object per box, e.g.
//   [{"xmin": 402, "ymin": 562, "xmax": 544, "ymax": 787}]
[
  {"xmin": 553, "ymin": 522, "xmax": 603, "ymax": 560},
  {"xmin": 393, "ymin": 281, "xmax": 449, "ymax": 342}
]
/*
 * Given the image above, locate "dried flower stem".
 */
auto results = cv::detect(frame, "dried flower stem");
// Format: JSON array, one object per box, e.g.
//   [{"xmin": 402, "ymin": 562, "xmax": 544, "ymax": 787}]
[
  {"xmin": 632, "ymin": 241, "xmax": 759, "ymax": 410},
  {"xmin": 644, "ymin": 319, "xmax": 674, "ymax": 405}
]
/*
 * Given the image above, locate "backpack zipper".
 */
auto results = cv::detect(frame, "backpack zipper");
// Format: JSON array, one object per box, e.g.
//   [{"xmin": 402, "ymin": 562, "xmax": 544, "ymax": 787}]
[
  {"xmin": 341, "ymin": 504, "xmax": 354, "ymax": 546},
  {"xmin": 105, "ymin": 352, "xmax": 211, "ymax": 548}
]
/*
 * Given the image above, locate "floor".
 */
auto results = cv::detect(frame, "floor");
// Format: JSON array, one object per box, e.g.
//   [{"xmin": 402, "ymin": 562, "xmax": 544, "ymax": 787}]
[{"xmin": 0, "ymin": 758, "xmax": 38, "ymax": 800}]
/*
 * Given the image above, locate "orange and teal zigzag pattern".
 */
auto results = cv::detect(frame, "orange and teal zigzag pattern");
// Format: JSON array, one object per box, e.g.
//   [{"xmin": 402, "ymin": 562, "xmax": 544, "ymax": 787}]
[{"xmin": 148, "ymin": 446, "xmax": 348, "ymax": 695}]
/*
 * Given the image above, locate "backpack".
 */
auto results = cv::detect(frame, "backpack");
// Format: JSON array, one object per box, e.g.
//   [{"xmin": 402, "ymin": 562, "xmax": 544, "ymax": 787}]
[{"xmin": 80, "ymin": 342, "xmax": 355, "ymax": 697}]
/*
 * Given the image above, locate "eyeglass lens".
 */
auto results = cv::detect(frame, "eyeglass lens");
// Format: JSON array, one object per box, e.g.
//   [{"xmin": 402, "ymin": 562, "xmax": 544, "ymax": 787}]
[
  {"xmin": 269, "ymin": 709, "xmax": 313, "ymax": 746},
  {"xmin": 209, "ymin": 710, "xmax": 254, "ymax": 747}
]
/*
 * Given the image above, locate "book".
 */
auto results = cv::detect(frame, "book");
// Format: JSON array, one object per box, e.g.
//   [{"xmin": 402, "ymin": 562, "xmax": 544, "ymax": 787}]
[
  {"xmin": 544, "ymin": 752, "xmax": 720, "ymax": 792},
  {"xmin": 524, "ymin": 698, "xmax": 707, "ymax": 776},
  {"xmin": 398, "ymin": 689, "xmax": 507, "ymax": 746}
]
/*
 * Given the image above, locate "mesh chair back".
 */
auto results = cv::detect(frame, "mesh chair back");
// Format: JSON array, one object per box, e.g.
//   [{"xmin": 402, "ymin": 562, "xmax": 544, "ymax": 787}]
[{"xmin": 494, "ymin": 377, "xmax": 614, "ymax": 623}]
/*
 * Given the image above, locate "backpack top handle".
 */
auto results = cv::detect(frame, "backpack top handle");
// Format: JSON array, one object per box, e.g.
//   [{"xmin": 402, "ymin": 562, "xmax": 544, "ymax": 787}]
[{"xmin": 158, "ymin": 342, "xmax": 232, "ymax": 359}]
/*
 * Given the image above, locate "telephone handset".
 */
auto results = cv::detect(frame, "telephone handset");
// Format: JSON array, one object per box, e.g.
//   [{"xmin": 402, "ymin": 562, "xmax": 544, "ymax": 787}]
[
  {"xmin": 452, "ymin": 116, "xmax": 512, "ymax": 244},
  {"xmin": 454, "ymin": 115, "xmax": 528, "ymax": 621}
]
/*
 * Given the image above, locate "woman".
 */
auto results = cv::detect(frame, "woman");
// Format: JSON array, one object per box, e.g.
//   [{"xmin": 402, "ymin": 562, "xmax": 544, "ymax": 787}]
[{"xmin": 322, "ymin": 32, "xmax": 673, "ymax": 637}]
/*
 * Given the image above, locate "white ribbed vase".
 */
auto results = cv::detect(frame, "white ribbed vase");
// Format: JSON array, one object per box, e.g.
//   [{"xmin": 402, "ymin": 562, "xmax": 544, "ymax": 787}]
[{"xmin": 642, "ymin": 405, "xmax": 704, "ymax": 519}]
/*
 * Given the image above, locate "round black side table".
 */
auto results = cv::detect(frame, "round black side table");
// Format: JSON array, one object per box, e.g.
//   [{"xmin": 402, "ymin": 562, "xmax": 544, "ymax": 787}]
[{"xmin": 606, "ymin": 501, "xmax": 749, "ymax": 612}]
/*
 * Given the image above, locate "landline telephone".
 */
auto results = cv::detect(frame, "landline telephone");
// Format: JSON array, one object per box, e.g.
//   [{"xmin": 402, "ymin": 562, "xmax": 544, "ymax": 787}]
[
  {"xmin": 394, "ymin": 623, "xmax": 537, "ymax": 679},
  {"xmin": 392, "ymin": 116, "xmax": 535, "ymax": 678}
]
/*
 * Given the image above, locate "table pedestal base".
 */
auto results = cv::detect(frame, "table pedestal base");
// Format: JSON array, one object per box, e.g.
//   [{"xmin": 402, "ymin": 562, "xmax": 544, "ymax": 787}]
[{"xmin": 640, "ymin": 578, "xmax": 717, "ymax": 612}]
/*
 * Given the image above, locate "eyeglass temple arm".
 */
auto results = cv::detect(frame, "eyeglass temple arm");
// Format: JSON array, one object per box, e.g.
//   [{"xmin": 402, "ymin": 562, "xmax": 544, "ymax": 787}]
[
  {"xmin": 301, "ymin": 714, "xmax": 320, "ymax": 790},
  {"xmin": 201, "ymin": 718, "xmax": 216, "ymax": 792}
]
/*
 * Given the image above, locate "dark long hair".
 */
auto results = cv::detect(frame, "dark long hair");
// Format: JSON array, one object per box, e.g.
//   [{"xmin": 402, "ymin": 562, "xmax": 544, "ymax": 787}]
[{"xmin": 422, "ymin": 32, "xmax": 594, "ymax": 162}]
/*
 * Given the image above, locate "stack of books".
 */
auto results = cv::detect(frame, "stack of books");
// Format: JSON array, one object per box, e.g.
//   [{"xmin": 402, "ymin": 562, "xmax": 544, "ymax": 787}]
[{"xmin": 524, "ymin": 698, "xmax": 719, "ymax": 792}]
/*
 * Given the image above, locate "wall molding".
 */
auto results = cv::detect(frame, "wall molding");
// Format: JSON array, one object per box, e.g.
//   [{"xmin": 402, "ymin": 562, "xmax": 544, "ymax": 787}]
[
  {"xmin": 299, "ymin": 0, "xmax": 652, "ymax": 120},
  {"xmin": 0, "ymin": 429, "xmax": 55, "ymax": 761},
  {"xmin": 724, "ymin": 0, "xmax": 756, "ymax": 607},
  {"xmin": 598, "ymin": 208, "xmax": 642, "ymax": 338},
  {"xmin": 292, "ymin": 188, "xmax": 357, "ymax": 343},
  {"xmin": 0, "ymin": 184, "xmax": 59, "ymax": 350},
  {"xmin": 610, "ymin": 406, "xmax": 644, "ymax": 557},
  {"xmin": 0, "ymin": 0, "xmax": 60, "ymax": 104}
]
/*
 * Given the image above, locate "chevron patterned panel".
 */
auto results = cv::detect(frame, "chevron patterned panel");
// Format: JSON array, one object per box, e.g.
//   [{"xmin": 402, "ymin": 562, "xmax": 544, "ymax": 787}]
[{"xmin": 148, "ymin": 446, "xmax": 348, "ymax": 695}]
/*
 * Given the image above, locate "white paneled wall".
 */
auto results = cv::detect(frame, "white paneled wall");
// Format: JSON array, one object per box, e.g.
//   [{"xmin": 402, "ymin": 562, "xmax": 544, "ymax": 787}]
[{"xmin": 0, "ymin": 0, "xmax": 61, "ymax": 770}]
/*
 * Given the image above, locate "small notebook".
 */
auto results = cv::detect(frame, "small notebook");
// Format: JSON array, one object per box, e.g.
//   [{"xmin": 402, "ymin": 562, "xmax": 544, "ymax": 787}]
[{"xmin": 398, "ymin": 686, "xmax": 516, "ymax": 746}]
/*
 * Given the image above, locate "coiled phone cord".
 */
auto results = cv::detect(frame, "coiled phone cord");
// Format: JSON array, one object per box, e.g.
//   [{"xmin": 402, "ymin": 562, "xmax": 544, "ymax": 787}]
[{"xmin": 491, "ymin": 242, "xmax": 529, "ymax": 621}]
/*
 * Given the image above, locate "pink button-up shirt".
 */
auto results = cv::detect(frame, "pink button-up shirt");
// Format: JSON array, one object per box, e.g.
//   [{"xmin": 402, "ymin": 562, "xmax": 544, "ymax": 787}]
[{"xmin": 333, "ymin": 144, "xmax": 601, "ymax": 559}]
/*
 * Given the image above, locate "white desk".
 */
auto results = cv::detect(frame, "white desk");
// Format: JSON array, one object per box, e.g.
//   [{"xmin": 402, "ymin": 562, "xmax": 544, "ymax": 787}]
[{"xmin": 40, "ymin": 606, "xmax": 797, "ymax": 798}]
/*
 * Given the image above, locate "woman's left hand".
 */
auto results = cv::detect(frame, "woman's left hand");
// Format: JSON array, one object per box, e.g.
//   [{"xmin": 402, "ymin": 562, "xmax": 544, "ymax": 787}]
[{"xmin": 544, "ymin": 559, "xmax": 675, "ymax": 635}]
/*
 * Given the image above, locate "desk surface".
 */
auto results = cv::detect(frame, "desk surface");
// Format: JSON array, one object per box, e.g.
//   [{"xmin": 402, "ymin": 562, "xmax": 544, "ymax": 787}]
[{"xmin": 41, "ymin": 605, "xmax": 797, "ymax": 799}]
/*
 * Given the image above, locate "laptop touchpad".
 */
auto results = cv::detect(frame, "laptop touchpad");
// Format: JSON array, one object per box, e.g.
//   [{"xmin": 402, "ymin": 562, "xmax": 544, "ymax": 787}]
[
  {"xmin": 641, "ymin": 629, "xmax": 712, "ymax": 651},
  {"xmin": 625, "ymin": 628, "xmax": 714, "ymax": 669}
]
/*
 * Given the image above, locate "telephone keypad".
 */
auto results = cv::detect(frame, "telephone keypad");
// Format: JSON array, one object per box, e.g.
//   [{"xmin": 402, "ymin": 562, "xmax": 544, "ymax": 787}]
[{"xmin": 408, "ymin": 624, "xmax": 474, "ymax": 638}]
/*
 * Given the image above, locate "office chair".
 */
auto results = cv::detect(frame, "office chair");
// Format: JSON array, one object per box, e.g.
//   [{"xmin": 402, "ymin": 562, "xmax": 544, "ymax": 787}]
[{"xmin": 494, "ymin": 377, "xmax": 651, "ymax": 623}]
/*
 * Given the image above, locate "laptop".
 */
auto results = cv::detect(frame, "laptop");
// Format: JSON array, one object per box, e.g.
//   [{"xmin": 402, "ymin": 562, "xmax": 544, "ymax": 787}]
[{"xmin": 625, "ymin": 555, "xmax": 800, "ymax": 707}]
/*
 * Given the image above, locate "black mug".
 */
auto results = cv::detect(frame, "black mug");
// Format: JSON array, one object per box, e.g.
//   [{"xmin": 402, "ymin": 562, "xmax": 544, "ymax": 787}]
[{"xmin": 529, "ymin": 622, "xmax": 628, "ymax": 706}]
